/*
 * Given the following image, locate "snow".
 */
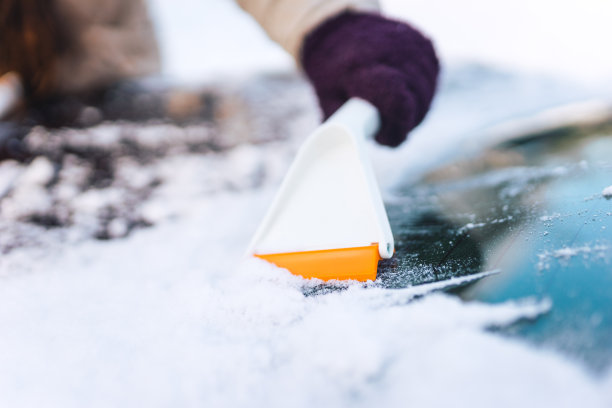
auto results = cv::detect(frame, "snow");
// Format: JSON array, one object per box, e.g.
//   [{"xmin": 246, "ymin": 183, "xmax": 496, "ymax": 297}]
[
  {"xmin": 0, "ymin": 193, "xmax": 609, "ymax": 407},
  {"xmin": 1, "ymin": 157, "xmax": 55, "ymax": 219},
  {"xmin": 459, "ymin": 222, "xmax": 487, "ymax": 233},
  {"xmin": 537, "ymin": 244, "xmax": 610, "ymax": 271},
  {"xmin": 603, "ymin": 185, "xmax": 612, "ymax": 198},
  {"xmin": 1, "ymin": 1, "xmax": 612, "ymax": 406},
  {"xmin": 540, "ymin": 213, "xmax": 562, "ymax": 222},
  {"xmin": 0, "ymin": 160, "xmax": 22, "ymax": 197}
]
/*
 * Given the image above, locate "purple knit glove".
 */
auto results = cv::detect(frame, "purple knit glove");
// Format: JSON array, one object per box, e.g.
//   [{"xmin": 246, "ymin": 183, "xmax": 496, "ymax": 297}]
[{"xmin": 302, "ymin": 11, "xmax": 439, "ymax": 147}]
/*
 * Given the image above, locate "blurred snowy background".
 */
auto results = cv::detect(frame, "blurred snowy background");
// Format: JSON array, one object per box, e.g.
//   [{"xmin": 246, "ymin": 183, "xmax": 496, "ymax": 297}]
[
  {"xmin": 1, "ymin": 0, "xmax": 612, "ymax": 407},
  {"xmin": 149, "ymin": 0, "xmax": 612, "ymax": 84}
]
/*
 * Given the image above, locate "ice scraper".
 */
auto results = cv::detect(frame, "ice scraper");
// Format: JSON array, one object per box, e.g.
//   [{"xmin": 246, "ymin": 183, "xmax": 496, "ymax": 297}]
[{"xmin": 247, "ymin": 98, "xmax": 394, "ymax": 281}]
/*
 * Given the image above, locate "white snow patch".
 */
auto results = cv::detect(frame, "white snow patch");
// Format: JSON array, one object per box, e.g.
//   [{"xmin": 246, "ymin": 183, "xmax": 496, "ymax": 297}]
[
  {"xmin": 16, "ymin": 156, "xmax": 54, "ymax": 186},
  {"xmin": 537, "ymin": 244, "xmax": 610, "ymax": 270},
  {"xmin": 554, "ymin": 245, "xmax": 609, "ymax": 261},
  {"xmin": 459, "ymin": 222, "xmax": 487, "ymax": 233},
  {"xmin": 1, "ymin": 157, "xmax": 56, "ymax": 219},
  {"xmin": 0, "ymin": 160, "xmax": 23, "ymax": 197},
  {"xmin": 540, "ymin": 213, "xmax": 562, "ymax": 222},
  {"xmin": 455, "ymin": 216, "xmax": 514, "ymax": 235}
]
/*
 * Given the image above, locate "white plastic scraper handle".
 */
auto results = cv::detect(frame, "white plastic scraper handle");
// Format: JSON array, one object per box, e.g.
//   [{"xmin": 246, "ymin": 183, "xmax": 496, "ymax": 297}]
[
  {"xmin": 247, "ymin": 97, "xmax": 394, "ymax": 261},
  {"xmin": 326, "ymin": 97, "xmax": 381, "ymax": 142}
]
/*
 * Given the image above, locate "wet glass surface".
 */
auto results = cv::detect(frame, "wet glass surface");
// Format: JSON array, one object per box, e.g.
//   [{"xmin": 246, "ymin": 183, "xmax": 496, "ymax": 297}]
[{"xmin": 379, "ymin": 125, "xmax": 612, "ymax": 372}]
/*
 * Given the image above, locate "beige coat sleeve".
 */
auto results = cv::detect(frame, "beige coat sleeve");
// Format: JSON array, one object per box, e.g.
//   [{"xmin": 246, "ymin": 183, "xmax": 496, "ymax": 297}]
[{"xmin": 236, "ymin": 0, "xmax": 380, "ymax": 60}]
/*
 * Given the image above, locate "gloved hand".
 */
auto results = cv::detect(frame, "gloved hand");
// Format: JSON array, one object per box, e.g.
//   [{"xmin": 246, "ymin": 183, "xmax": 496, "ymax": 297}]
[{"xmin": 302, "ymin": 11, "xmax": 439, "ymax": 147}]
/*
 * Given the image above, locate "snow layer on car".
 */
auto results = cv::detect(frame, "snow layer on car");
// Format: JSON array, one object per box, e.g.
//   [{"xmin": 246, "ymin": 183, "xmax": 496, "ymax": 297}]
[{"xmin": 0, "ymin": 189, "xmax": 610, "ymax": 408}]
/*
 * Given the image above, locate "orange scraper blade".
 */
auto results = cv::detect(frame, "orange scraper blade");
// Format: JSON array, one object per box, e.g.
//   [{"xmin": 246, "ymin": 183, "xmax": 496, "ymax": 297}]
[{"xmin": 255, "ymin": 244, "xmax": 381, "ymax": 282}]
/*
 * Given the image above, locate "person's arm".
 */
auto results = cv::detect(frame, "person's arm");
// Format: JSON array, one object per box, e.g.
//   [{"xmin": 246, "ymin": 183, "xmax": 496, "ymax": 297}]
[
  {"xmin": 235, "ymin": 0, "xmax": 379, "ymax": 61},
  {"xmin": 237, "ymin": 0, "xmax": 439, "ymax": 147}
]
